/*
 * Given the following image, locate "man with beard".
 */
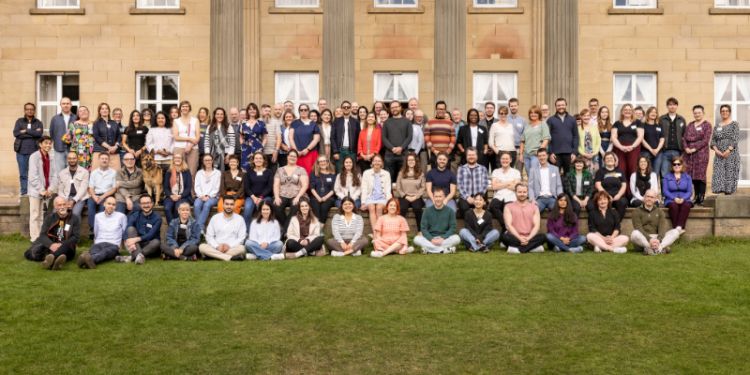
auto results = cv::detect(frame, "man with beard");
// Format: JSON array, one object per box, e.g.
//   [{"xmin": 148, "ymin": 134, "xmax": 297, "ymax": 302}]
[{"xmin": 24, "ymin": 196, "xmax": 80, "ymax": 270}]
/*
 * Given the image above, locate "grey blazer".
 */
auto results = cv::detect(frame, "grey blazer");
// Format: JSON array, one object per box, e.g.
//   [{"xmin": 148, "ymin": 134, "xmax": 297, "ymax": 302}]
[
  {"xmin": 28, "ymin": 151, "xmax": 58, "ymax": 198},
  {"xmin": 528, "ymin": 163, "xmax": 563, "ymax": 201}
]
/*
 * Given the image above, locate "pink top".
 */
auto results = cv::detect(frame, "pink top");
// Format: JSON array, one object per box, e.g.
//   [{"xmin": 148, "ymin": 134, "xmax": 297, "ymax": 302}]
[
  {"xmin": 506, "ymin": 201, "xmax": 538, "ymax": 236},
  {"xmin": 374, "ymin": 214, "xmax": 409, "ymax": 246}
]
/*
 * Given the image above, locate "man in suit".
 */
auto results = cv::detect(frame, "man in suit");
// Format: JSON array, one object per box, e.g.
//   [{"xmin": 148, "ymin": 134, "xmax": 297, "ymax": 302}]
[
  {"xmin": 330, "ymin": 100, "xmax": 360, "ymax": 172},
  {"xmin": 48, "ymin": 97, "xmax": 77, "ymax": 174},
  {"xmin": 528, "ymin": 148, "xmax": 563, "ymax": 212}
]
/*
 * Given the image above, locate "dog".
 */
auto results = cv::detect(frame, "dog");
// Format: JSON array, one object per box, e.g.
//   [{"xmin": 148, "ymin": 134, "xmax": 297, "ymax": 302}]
[{"xmin": 141, "ymin": 152, "xmax": 163, "ymax": 205}]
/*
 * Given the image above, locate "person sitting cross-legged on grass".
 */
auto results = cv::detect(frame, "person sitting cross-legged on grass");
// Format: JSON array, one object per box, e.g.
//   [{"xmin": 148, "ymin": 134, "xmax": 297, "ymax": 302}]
[
  {"xmin": 545, "ymin": 193, "xmax": 586, "ymax": 253},
  {"xmin": 501, "ymin": 182, "xmax": 547, "ymax": 254},
  {"xmin": 78, "ymin": 196, "xmax": 128, "ymax": 269},
  {"xmin": 586, "ymin": 190, "xmax": 629, "ymax": 254},
  {"xmin": 630, "ymin": 189, "xmax": 682, "ymax": 255},
  {"xmin": 116, "ymin": 194, "xmax": 161, "ymax": 265},
  {"xmin": 285, "ymin": 197, "xmax": 325, "ymax": 259},
  {"xmin": 413, "ymin": 188, "xmax": 460, "ymax": 254},
  {"xmin": 244, "ymin": 200, "xmax": 285, "ymax": 261},
  {"xmin": 371, "ymin": 197, "xmax": 412, "ymax": 257},
  {"xmin": 24, "ymin": 196, "xmax": 80, "ymax": 270},
  {"xmin": 459, "ymin": 193, "xmax": 500, "ymax": 253},
  {"xmin": 199, "ymin": 195, "xmax": 247, "ymax": 261},
  {"xmin": 327, "ymin": 196, "xmax": 369, "ymax": 257},
  {"xmin": 162, "ymin": 201, "xmax": 201, "ymax": 260}
]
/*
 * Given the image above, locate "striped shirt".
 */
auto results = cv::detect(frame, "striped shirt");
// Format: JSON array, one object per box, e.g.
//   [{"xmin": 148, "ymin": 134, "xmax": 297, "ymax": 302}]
[
  {"xmin": 264, "ymin": 117, "xmax": 282, "ymax": 155},
  {"xmin": 331, "ymin": 213, "xmax": 364, "ymax": 243},
  {"xmin": 424, "ymin": 118, "xmax": 456, "ymax": 153}
]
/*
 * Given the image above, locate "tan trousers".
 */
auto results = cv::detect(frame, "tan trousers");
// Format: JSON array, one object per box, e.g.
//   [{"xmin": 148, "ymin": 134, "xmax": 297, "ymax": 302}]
[
  {"xmin": 630, "ymin": 229, "xmax": 681, "ymax": 252},
  {"xmin": 29, "ymin": 196, "xmax": 46, "ymax": 242},
  {"xmin": 199, "ymin": 244, "xmax": 245, "ymax": 261}
]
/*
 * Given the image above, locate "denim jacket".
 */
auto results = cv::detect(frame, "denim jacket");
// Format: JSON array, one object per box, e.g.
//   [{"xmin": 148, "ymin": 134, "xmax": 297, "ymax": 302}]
[{"xmin": 166, "ymin": 217, "xmax": 202, "ymax": 249}]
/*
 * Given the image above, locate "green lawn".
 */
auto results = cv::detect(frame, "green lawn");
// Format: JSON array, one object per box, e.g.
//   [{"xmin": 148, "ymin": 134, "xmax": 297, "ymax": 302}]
[{"xmin": 1, "ymin": 234, "xmax": 749, "ymax": 374}]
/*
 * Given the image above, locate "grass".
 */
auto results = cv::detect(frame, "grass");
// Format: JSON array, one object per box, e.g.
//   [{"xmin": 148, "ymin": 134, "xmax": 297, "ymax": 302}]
[{"xmin": 1, "ymin": 234, "xmax": 749, "ymax": 374}]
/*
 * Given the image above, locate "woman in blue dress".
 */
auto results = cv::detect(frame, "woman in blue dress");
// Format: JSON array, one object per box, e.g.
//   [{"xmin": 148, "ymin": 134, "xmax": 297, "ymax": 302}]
[{"xmin": 240, "ymin": 102, "xmax": 267, "ymax": 172}]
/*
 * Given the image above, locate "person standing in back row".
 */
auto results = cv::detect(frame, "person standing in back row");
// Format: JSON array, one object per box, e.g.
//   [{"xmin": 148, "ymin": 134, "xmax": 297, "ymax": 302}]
[
  {"xmin": 382, "ymin": 101, "xmax": 413, "ymax": 182},
  {"xmin": 657, "ymin": 97, "xmax": 686, "ymax": 178},
  {"xmin": 14, "ymin": 103, "xmax": 44, "ymax": 197},
  {"xmin": 48, "ymin": 97, "xmax": 77, "ymax": 174},
  {"xmin": 546, "ymin": 98, "xmax": 578, "ymax": 176}
]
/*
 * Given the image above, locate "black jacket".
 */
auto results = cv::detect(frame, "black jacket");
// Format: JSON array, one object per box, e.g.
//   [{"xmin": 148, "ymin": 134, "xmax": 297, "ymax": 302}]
[
  {"xmin": 331, "ymin": 116, "xmax": 360, "ymax": 156},
  {"xmin": 36, "ymin": 211, "xmax": 81, "ymax": 249},
  {"xmin": 457, "ymin": 124, "xmax": 489, "ymax": 164}
]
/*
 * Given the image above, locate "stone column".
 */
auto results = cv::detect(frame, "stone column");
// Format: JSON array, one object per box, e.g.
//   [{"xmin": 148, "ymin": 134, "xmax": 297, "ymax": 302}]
[
  {"xmin": 434, "ymin": 0, "xmax": 466, "ymax": 112},
  {"xmin": 531, "ymin": 0, "xmax": 545, "ymax": 106},
  {"xmin": 544, "ymin": 0, "xmax": 578, "ymax": 111},
  {"xmin": 322, "ymin": 0, "xmax": 355, "ymax": 107},
  {"xmin": 211, "ymin": 0, "xmax": 244, "ymax": 109},
  {"xmin": 244, "ymin": 0, "xmax": 261, "ymax": 104}
]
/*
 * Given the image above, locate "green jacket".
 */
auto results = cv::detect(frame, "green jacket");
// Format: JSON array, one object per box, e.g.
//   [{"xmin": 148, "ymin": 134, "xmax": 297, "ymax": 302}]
[
  {"xmin": 631, "ymin": 204, "xmax": 671, "ymax": 241},
  {"xmin": 563, "ymin": 170, "xmax": 594, "ymax": 199}
]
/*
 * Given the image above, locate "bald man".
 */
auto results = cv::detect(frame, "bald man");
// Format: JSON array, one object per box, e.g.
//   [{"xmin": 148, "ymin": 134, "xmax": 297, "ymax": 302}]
[{"xmin": 24, "ymin": 196, "xmax": 81, "ymax": 270}]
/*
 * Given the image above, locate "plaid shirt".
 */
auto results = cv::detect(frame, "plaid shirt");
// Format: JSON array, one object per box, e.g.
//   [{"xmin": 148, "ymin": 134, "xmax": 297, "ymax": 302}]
[{"xmin": 457, "ymin": 163, "xmax": 488, "ymax": 199}]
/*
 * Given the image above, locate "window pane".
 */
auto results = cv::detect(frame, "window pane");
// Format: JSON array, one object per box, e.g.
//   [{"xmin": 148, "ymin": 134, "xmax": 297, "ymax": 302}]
[
  {"xmin": 40, "ymin": 105, "xmax": 57, "ymax": 128},
  {"xmin": 38, "ymin": 75, "xmax": 57, "ymax": 102},
  {"xmin": 62, "ymin": 74, "xmax": 79, "ymax": 102},
  {"xmin": 716, "ymin": 74, "xmax": 733, "ymax": 102},
  {"xmin": 137, "ymin": 0, "xmax": 179, "ymax": 8},
  {"xmin": 162, "ymin": 75, "xmax": 179, "ymax": 100},
  {"xmin": 276, "ymin": 0, "xmax": 319, "ymax": 7},
  {"xmin": 139, "ymin": 76, "xmax": 157, "ymax": 101},
  {"xmin": 39, "ymin": 0, "xmax": 79, "ymax": 8},
  {"xmin": 737, "ymin": 104, "xmax": 750, "ymax": 181}
]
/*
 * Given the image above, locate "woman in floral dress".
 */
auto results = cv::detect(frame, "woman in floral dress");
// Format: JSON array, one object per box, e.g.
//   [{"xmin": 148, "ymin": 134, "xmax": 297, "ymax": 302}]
[
  {"xmin": 62, "ymin": 105, "xmax": 95, "ymax": 169},
  {"xmin": 682, "ymin": 105, "xmax": 712, "ymax": 205}
]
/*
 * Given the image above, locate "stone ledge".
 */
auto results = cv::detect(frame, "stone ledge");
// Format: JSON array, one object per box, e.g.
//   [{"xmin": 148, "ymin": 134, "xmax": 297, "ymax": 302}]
[
  {"xmin": 708, "ymin": 7, "xmax": 750, "ymax": 15},
  {"xmin": 129, "ymin": 7, "xmax": 186, "ymax": 15},
  {"xmin": 468, "ymin": 6, "xmax": 524, "ymax": 14},
  {"xmin": 29, "ymin": 7, "xmax": 85, "ymax": 15},
  {"xmin": 367, "ymin": 5, "xmax": 425, "ymax": 14},
  {"xmin": 268, "ymin": 6, "xmax": 323, "ymax": 14},
  {"xmin": 607, "ymin": 6, "xmax": 664, "ymax": 15}
]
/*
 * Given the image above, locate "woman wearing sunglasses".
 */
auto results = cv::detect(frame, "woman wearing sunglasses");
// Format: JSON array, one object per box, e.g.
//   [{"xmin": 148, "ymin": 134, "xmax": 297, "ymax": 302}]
[{"xmin": 662, "ymin": 156, "xmax": 692, "ymax": 232}]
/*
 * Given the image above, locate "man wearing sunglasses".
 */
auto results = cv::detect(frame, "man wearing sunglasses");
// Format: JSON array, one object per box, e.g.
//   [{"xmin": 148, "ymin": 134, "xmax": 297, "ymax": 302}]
[{"xmin": 331, "ymin": 100, "xmax": 360, "ymax": 172}]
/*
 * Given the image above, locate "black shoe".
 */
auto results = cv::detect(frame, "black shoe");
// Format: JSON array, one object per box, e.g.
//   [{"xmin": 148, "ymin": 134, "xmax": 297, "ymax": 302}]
[
  {"xmin": 52, "ymin": 254, "xmax": 67, "ymax": 270},
  {"xmin": 88, "ymin": 233, "xmax": 94, "ymax": 240},
  {"xmin": 40, "ymin": 254, "xmax": 55, "ymax": 270},
  {"xmin": 77, "ymin": 252, "xmax": 96, "ymax": 269},
  {"xmin": 230, "ymin": 254, "xmax": 245, "ymax": 261}
]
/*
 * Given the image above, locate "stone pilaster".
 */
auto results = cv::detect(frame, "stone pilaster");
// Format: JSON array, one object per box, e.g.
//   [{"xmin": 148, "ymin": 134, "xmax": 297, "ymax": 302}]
[
  {"xmin": 434, "ymin": 0, "xmax": 466, "ymax": 112},
  {"xmin": 210, "ymin": 0, "xmax": 244, "ymax": 109},
  {"xmin": 322, "ymin": 0, "xmax": 355, "ymax": 107},
  {"xmin": 531, "ymin": 0, "xmax": 545, "ymax": 106},
  {"xmin": 244, "ymin": 0, "xmax": 261, "ymax": 104},
  {"xmin": 544, "ymin": 0, "xmax": 578, "ymax": 110}
]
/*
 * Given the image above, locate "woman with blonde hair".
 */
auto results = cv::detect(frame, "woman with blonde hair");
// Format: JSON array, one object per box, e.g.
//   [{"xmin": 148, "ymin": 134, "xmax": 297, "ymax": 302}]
[
  {"xmin": 309, "ymin": 154, "xmax": 337, "ymax": 224},
  {"xmin": 163, "ymin": 152, "xmax": 193, "ymax": 223}
]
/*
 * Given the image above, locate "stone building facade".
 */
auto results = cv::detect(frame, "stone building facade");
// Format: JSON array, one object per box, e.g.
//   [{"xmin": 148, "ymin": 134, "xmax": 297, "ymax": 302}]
[{"xmin": 1, "ymin": 0, "xmax": 749, "ymax": 198}]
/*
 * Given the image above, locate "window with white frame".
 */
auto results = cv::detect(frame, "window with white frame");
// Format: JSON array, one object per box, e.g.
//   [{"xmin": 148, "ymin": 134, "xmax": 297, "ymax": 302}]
[
  {"xmin": 37, "ymin": 73, "xmax": 80, "ymax": 127},
  {"xmin": 613, "ymin": 0, "xmax": 657, "ymax": 8},
  {"xmin": 472, "ymin": 72, "xmax": 517, "ymax": 111},
  {"xmin": 136, "ymin": 73, "xmax": 180, "ymax": 113},
  {"xmin": 137, "ymin": 0, "xmax": 180, "ymax": 8},
  {"xmin": 37, "ymin": 0, "xmax": 79, "ymax": 8},
  {"xmin": 275, "ymin": 72, "xmax": 319, "ymax": 111},
  {"xmin": 715, "ymin": 0, "xmax": 750, "ymax": 7},
  {"xmin": 612, "ymin": 73, "xmax": 656, "ymax": 116},
  {"xmin": 473, "ymin": 0, "xmax": 518, "ymax": 7},
  {"xmin": 275, "ymin": 0, "xmax": 320, "ymax": 7},
  {"xmin": 714, "ymin": 73, "xmax": 750, "ymax": 185},
  {"xmin": 374, "ymin": 72, "xmax": 418, "ymax": 102},
  {"xmin": 374, "ymin": 0, "xmax": 417, "ymax": 8}
]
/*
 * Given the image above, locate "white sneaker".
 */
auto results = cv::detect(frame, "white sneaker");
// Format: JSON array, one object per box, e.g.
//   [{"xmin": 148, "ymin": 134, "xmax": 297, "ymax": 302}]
[
  {"xmin": 613, "ymin": 247, "xmax": 627, "ymax": 254},
  {"xmin": 569, "ymin": 246, "xmax": 583, "ymax": 253},
  {"xmin": 420, "ymin": 247, "xmax": 428, "ymax": 254},
  {"xmin": 331, "ymin": 251, "xmax": 344, "ymax": 257},
  {"xmin": 507, "ymin": 246, "xmax": 520, "ymax": 254},
  {"xmin": 594, "ymin": 246, "xmax": 602, "ymax": 253},
  {"xmin": 553, "ymin": 246, "xmax": 561, "ymax": 252},
  {"xmin": 405, "ymin": 246, "xmax": 415, "ymax": 254},
  {"xmin": 529, "ymin": 246, "xmax": 545, "ymax": 253},
  {"xmin": 676, "ymin": 226, "xmax": 685, "ymax": 235},
  {"xmin": 114, "ymin": 255, "xmax": 131, "ymax": 263},
  {"xmin": 135, "ymin": 253, "xmax": 145, "ymax": 265},
  {"xmin": 352, "ymin": 250, "xmax": 362, "ymax": 257},
  {"xmin": 245, "ymin": 253, "xmax": 257, "ymax": 260},
  {"xmin": 270, "ymin": 254, "xmax": 285, "ymax": 261},
  {"xmin": 295, "ymin": 249, "xmax": 307, "ymax": 258},
  {"xmin": 499, "ymin": 242, "xmax": 506, "ymax": 249},
  {"xmin": 445, "ymin": 246, "xmax": 456, "ymax": 254},
  {"xmin": 370, "ymin": 251, "xmax": 383, "ymax": 258}
]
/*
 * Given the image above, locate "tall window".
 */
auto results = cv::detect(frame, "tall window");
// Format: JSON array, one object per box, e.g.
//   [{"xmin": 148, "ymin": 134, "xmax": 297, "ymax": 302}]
[
  {"xmin": 37, "ymin": 0, "xmax": 79, "ymax": 8},
  {"xmin": 613, "ymin": 0, "xmax": 657, "ymax": 8},
  {"xmin": 472, "ymin": 72, "xmax": 517, "ymax": 110},
  {"xmin": 613, "ymin": 73, "xmax": 656, "ymax": 116},
  {"xmin": 374, "ymin": 72, "xmax": 418, "ymax": 102},
  {"xmin": 275, "ymin": 0, "xmax": 320, "ymax": 7},
  {"xmin": 473, "ymin": 0, "xmax": 517, "ymax": 7},
  {"xmin": 275, "ymin": 72, "xmax": 319, "ymax": 110},
  {"xmin": 374, "ymin": 0, "xmax": 417, "ymax": 7},
  {"xmin": 136, "ymin": 0, "xmax": 180, "ymax": 8},
  {"xmin": 715, "ymin": 0, "xmax": 750, "ymax": 7},
  {"xmin": 37, "ymin": 73, "xmax": 80, "ymax": 126},
  {"xmin": 136, "ymin": 73, "xmax": 180, "ymax": 113},
  {"xmin": 715, "ymin": 73, "xmax": 750, "ymax": 185}
]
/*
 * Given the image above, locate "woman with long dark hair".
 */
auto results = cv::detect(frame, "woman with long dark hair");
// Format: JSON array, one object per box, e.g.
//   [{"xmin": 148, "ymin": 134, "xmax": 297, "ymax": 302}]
[
  {"xmin": 244, "ymin": 201, "xmax": 285, "ymax": 261},
  {"xmin": 546, "ymin": 193, "xmax": 586, "ymax": 253},
  {"xmin": 327, "ymin": 196, "xmax": 368, "ymax": 257},
  {"xmin": 334, "ymin": 155, "xmax": 362, "ymax": 208},
  {"xmin": 122, "ymin": 110, "xmax": 148, "ymax": 167},
  {"xmin": 205, "ymin": 107, "xmax": 229, "ymax": 170},
  {"xmin": 284, "ymin": 197, "xmax": 324, "ymax": 259},
  {"xmin": 395, "ymin": 152, "xmax": 425, "ymax": 226},
  {"xmin": 289, "ymin": 103, "xmax": 321, "ymax": 174},
  {"xmin": 629, "ymin": 156, "xmax": 659, "ymax": 207}
]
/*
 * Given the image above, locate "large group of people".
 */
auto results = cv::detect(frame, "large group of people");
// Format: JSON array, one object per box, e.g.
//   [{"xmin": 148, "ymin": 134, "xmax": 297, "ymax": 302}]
[{"xmin": 15, "ymin": 95, "xmax": 742, "ymax": 270}]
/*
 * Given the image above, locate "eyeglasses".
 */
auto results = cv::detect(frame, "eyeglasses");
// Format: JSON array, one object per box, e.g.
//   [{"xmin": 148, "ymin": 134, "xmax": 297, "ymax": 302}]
[
  {"xmin": 318, "ymin": 160, "xmax": 328, "ymax": 163},
  {"xmin": 300, "ymin": 109, "xmax": 309, "ymax": 112},
  {"xmin": 672, "ymin": 163, "xmax": 682, "ymax": 166},
  {"xmin": 123, "ymin": 158, "xmax": 135, "ymax": 161},
  {"xmin": 342, "ymin": 106, "xmax": 351, "ymax": 109}
]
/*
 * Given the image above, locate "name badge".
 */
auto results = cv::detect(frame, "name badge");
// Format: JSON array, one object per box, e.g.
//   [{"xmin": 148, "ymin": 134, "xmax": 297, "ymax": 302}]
[
  {"xmin": 146, "ymin": 223, "xmax": 153, "ymax": 228},
  {"xmin": 478, "ymin": 129, "xmax": 484, "ymax": 134},
  {"xmin": 678, "ymin": 122, "xmax": 684, "ymax": 127},
  {"xmin": 107, "ymin": 124, "xmax": 111, "ymax": 129},
  {"xmin": 235, "ymin": 176, "xmax": 242, "ymax": 181},
  {"xmin": 614, "ymin": 173, "xmax": 621, "ymax": 178},
  {"xmin": 630, "ymin": 125, "xmax": 637, "ymax": 130},
  {"xmin": 584, "ymin": 181, "xmax": 590, "ymax": 185},
  {"xmin": 137, "ymin": 130, "xmax": 143, "ymax": 134},
  {"xmin": 477, "ymin": 218, "xmax": 484, "ymax": 225},
  {"xmin": 256, "ymin": 171, "xmax": 263, "ymax": 176},
  {"xmin": 696, "ymin": 126, "xmax": 702, "ymax": 131},
  {"xmin": 326, "ymin": 177, "xmax": 332, "ymax": 182},
  {"xmin": 64, "ymin": 224, "xmax": 71, "ymax": 231},
  {"xmin": 656, "ymin": 127, "xmax": 662, "ymax": 132},
  {"xmin": 551, "ymin": 173, "xmax": 556, "ymax": 177},
  {"xmin": 716, "ymin": 127, "xmax": 722, "ymax": 132},
  {"xmin": 180, "ymin": 224, "xmax": 188, "ymax": 229},
  {"xmin": 27, "ymin": 123, "xmax": 31, "ymax": 129}
]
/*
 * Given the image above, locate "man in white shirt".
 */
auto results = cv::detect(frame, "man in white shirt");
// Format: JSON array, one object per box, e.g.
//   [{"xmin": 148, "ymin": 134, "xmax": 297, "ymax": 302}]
[
  {"xmin": 87, "ymin": 153, "xmax": 118, "ymax": 239},
  {"xmin": 528, "ymin": 149, "xmax": 563, "ymax": 212},
  {"xmin": 77, "ymin": 196, "xmax": 127, "ymax": 269},
  {"xmin": 199, "ymin": 196, "xmax": 247, "ymax": 261},
  {"xmin": 489, "ymin": 152, "xmax": 521, "ymax": 232}
]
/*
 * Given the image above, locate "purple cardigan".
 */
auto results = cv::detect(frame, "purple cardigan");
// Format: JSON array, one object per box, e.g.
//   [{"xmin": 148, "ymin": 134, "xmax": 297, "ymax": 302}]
[
  {"xmin": 662, "ymin": 172, "xmax": 692, "ymax": 206},
  {"xmin": 546, "ymin": 215, "xmax": 579, "ymax": 239}
]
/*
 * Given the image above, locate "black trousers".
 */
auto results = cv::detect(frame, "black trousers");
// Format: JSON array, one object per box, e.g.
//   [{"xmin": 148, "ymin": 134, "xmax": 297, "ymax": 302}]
[
  {"xmin": 501, "ymin": 232, "xmax": 547, "ymax": 253},
  {"xmin": 285, "ymin": 237, "xmax": 324, "ymax": 254},
  {"xmin": 457, "ymin": 197, "xmax": 480, "ymax": 219},
  {"xmin": 399, "ymin": 197, "xmax": 425, "ymax": 227},
  {"xmin": 24, "ymin": 242, "xmax": 75, "ymax": 262},
  {"xmin": 384, "ymin": 153, "xmax": 404, "ymax": 183},
  {"xmin": 273, "ymin": 197, "xmax": 300, "ymax": 231},
  {"xmin": 310, "ymin": 197, "xmax": 336, "ymax": 224},
  {"xmin": 160, "ymin": 243, "xmax": 199, "ymax": 259},
  {"xmin": 489, "ymin": 198, "xmax": 508, "ymax": 232},
  {"xmin": 553, "ymin": 153, "xmax": 573, "ymax": 176}
]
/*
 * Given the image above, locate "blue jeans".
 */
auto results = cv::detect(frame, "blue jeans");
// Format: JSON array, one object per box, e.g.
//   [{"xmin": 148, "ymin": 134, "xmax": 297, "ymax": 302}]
[
  {"xmin": 545, "ymin": 233, "xmax": 586, "ymax": 252},
  {"xmin": 164, "ymin": 197, "xmax": 190, "ymax": 223},
  {"xmin": 245, "ymin": 240, "xmax": 283, "ymax": 260},
  {"xmin": 115, "ymin": 200, "xmax": 141, "ymax": 215},
  {"xmin": 16, "ymin": 153, "xmax": 30, "ymax": 195},
  {"xmin": 660, "ymin": 150, "xmax": 681, "ymax": 178},
  {"xmin": 87, "ymin": 198, "xmax": 105, "ymax": 230},
  {"xmin": 243, "ymin": 197, "xmax": 273, "ymax": 230},
  {"xmin": 70, "ymin": 199, "xmax": 86, "ymax": 219},
  {"xmin": 523, "ymin": 154, "xmax": 539, "ymax": 176},
  {"xmin": 535, "ymin": 196, "xmax": 556, "ymax": 212},
  {"xmin": 459, "ymin": 228, "xmax": 501, "ymax": 251},
  {"xmin": 194, "ymin": 197, "xmax": 219, "ymax": 229},
  {"xmin": 641, "ymin": 151, "xmax": 663, "ymax": 179}
]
